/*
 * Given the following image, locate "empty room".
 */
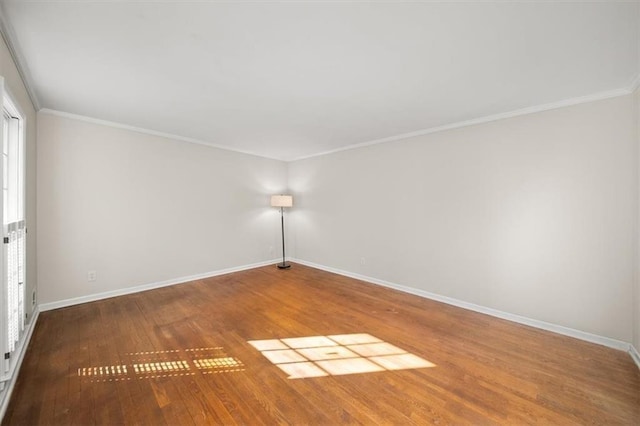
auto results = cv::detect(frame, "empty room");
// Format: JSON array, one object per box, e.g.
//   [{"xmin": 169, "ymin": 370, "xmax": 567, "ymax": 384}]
[{"xmin": 0, "ymin": 0, "xmax": 639, "ymax": 424}]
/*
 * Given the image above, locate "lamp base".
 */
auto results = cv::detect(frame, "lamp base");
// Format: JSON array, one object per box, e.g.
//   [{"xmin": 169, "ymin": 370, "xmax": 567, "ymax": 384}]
[{"xmin": 277, "ymin": 262, "xmax": 291, "ymax": 269}]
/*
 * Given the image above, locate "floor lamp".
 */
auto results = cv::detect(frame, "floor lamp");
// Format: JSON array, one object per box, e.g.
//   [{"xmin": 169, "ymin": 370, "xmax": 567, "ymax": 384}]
[{"xmin": 271, "ymin": 195, "xmax": 293, "ymax": 269}]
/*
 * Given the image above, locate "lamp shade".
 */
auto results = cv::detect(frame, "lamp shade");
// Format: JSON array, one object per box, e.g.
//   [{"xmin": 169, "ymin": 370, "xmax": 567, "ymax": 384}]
[{"xmin": 271, "ymin": 194, "xmax": 293, "ymax": 208}]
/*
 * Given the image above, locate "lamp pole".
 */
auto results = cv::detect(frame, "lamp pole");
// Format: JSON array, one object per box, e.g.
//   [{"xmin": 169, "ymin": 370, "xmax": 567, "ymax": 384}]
[
  {"xmin": 271, "ymin": 194, "xmax": 292, "ymax": 269},
  {"xmin": 278, "ymin": 206, "xmax": 290, "ymax": 269}
]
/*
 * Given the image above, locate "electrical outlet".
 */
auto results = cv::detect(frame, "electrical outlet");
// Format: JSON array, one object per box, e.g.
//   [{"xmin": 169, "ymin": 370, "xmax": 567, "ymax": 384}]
[
  {"xmin": 88, "ymin": 270, "xmax": 97, "ymax": 282},
  {"xmin": 360, "ymin": 257, "xmax": 366, "ymax": 265},
  {"xmin": 32, "ymin": 290, "xmax": 36, "ymax": 306},
  {"xmin": 269, "ymin": 246, "xmax": 274, "ymax": 255}
]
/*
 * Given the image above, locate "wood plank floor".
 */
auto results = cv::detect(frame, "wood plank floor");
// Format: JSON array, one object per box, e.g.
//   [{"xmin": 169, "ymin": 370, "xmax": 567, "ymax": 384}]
[{"xmin": 3, "ymin": 263, "xmax": 639, "ymax": 425}]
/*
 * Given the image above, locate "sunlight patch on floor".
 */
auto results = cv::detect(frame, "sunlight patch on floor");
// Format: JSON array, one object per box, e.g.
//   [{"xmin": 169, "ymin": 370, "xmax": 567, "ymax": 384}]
[
  {"xmin": 78, "ymin": 347, "xmax": 244, "ymax": 382},
  {"xmin": 248, "ymin": 333, "xmax": 435, "ymax": 379}
]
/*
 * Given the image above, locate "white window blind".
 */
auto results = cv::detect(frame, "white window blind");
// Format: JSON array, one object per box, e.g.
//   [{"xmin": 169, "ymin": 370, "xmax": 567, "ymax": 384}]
[
  {"xmin": 0, "ymin": 88, "xmax": 26, "ymax": 383},
  {"xmin": 4, "ymin": 220, "xmax": 24, "ymax": 358}
]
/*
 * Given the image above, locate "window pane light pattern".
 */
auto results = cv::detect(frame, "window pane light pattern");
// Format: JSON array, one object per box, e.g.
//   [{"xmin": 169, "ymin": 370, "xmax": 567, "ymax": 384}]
[
  {"xmin": 78, "ymin": 347, "xmax": 244, "ymax": 383},
  {"xmin": 248, "ymin": 333, "xmax": 435, "ymax": 379}
]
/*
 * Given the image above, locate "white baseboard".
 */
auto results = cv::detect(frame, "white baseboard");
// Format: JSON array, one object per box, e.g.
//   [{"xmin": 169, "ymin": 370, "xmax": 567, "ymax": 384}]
[
  {"xmin": 629, "ymin": 345, "xmax": 640, "ymax": 370},
  {"xmin": 0, "ymin": 308, "xmax": 40, "ymax": 422},
  {"xmin": 39, "ymin": 259, "xmax": 282, "ymax": 312},
  {"xmin": 292, "ymin": 258, "xmax": 632, "ymax": 352},
  {"xmin": 34, "ymin": 257, "xmax": 639, "ymax": 370}
]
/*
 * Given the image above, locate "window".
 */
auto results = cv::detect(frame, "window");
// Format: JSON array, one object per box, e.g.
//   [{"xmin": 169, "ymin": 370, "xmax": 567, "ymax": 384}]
[
  {"xmin": 3, "ymin": 109, "xmax": 21, "ymax": 224},
  {"xmin": 0, "ymin": 90, "xmax": 25, "ymax": 384}
]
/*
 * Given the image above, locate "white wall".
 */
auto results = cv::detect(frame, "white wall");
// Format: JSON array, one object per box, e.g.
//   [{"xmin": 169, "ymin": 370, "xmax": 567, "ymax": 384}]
[
  {"xmin": 34, "ymin": 85, "xmax": 640, "ymax": 346},
  {"xmin": 0, "ymin": 35, "xmax": 36, "ymax": 320},
  {"xmin": 37, "ymin": 113, "xmax": 287, "ymax": 305},
  {"xmin": 289, "ymin": 94, "xmax": 637, "ymax": 342}
]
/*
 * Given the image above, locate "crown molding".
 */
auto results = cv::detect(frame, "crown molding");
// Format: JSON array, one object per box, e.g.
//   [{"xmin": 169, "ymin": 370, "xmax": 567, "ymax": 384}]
[
  {"xmin": 0, "ymin": 4, "xmax": 40, "ymax": 111},
  {"xmin": 38, "ymin": 77, "xmax": 639, "ymax": 164},
  {"xmin": 38, "ymin": 108, "xmax": 284, "ymax": 162},
  {"xmin": 290, "ymin": 85, "xmax": 635, "ymax": 162},
  {"xmin": 42, "ymin": 79, "xmax": 636, "ymax": 165}
]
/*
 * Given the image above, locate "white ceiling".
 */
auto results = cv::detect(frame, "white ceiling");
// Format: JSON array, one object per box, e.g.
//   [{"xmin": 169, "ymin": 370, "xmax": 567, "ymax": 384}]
[{"xmin": 2, "ymin": 1, "xmax": 638, "ymax": 161}]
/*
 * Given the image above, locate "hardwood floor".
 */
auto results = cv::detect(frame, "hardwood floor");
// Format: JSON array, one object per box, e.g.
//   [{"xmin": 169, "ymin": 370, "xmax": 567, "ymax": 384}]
[{"xmin": 3, "ymin": 263, "xmax": 639, "ymax": 425}]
